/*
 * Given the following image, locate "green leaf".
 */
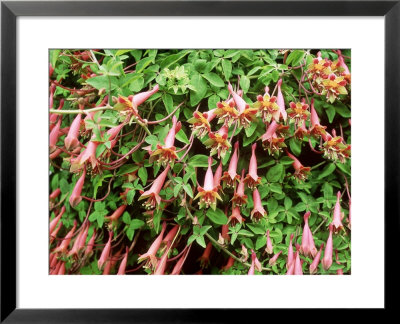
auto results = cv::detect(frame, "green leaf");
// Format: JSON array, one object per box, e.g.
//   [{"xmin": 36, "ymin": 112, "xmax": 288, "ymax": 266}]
[
  {"xmin": 173, "ymin": 184, "xmax": 182, "ymax": 197},
  {"xmin": 239, "ymin": 75, "xmax": 250, "ymax": 93},
  {"xmin": 86, "ymin": 75, "xmax": 117, "ymax": 91},
  {"xmin": 183, "ymin": 184, "xmax": 194, "ymax": 198},
  {"xmin": 337, "ymin": 161, "xmax": 351, "ymax": 176},
  {"xmin": 238, "ymin": 229, "xmax": 254, "ymax": 237},
  {"xmin": 188, "ymin": 154, "xmax": 215, "ymax": 167},
  {"xmin": 206, "ymin": 208, "xmax": 228, "ymax": 225},
  {"xmin": 138, "ymin": 167, "xmax": 148, "ymax": 185},
  {"xmin": 136, "ymin": 57, "xmax": 154, "ymax": 73},
  {"xmin": 286, "ymin": 50, "xmax": 306, "ymax": 67},
  {"xmin": 335, "ymin": 102, "xmax": 351, "ymax": 118},
  {"xmin": 255, "ymin": 236, "xmax": 267, "ymax": 250},
  {"xmin": 190, "ymin": 74, "xmax": 208, "ymax": 106},
  {"xmin": 221, "ymin": 59, "xmax": 232, "ymax": 81},
  {"xmin": 196, "ymin": 236, "xmax": 206, "ymax": 248},
  {"xmin": 267, "ymin": 164, "xmax": 283, "ymax": 182},
  {"xmin": 160, "ymin": 50, "xmax": 190, "ymax": 70},
  {"xmin": 60, "ymin": 178, "xmax": 70, "ymax": 194},
  {"xmin": 318, "ymin": 163, "xmax": 336, "ymax": 179},
  {"xmin": 247, "ymin": 223, "xmax": 266, "ymax": 235},
  {"xmin": 289, "ymin": 138, "xmax": 302, "ymax": 156},
  {"xmin": 116, "ymin": 164, "xmax": 139, "ymax": 176},
  {"xmin": 245, "ymin": 122, "xmax": 258, "ymax": 137},
  {"xmin": 50, "ymin": 49, "xmax": 61, "ymax": 68},
  {"xmin": 203, "ymin": 72, "xmax": 225, "ymax": 87},
  {"xmin": 325, "ymin": 105, "xmax": 336, "ymax": 123},
  {"xmin": 208, "ymin": 94, "xmax": 220, "ymax": 109},
  {"xmin": 176, "ymin": 129, "xmax": 190, "ymax": 144},
  {"xmin": 162, "ymin": 93, "xmax": 174, "ymax": 114}
]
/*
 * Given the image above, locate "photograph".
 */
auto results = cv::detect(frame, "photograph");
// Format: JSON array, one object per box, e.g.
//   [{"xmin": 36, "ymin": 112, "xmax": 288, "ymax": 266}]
[{"xmin": 48, "ymin": 48, "xmax": 351, "ymax": 275}]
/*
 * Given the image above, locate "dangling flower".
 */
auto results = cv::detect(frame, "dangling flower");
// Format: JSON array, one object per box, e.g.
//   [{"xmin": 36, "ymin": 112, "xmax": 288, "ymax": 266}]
[
  {"xmin": 187, "ymin": 109, "xmax": 216, "ymax": 138},
  {"xmin": 331, "ymin": 191, "xmax": 344, "ymax": 231},
  {"xmin": 287, "ymin": 233, "xmax": 294, "ymax": 269},
  {"xmin": 154, "ymin": 241, "xmax": 172, "ymax": 275},
  {"xmin": 231, "ymin": 169, "xmax": 248, "ymax": 207},
  {"xmin": 98, "ymin": 231, "xmax": 112, "ymax": 270},
  {"xmin": 265, "ymin": 230, "xmax": 273, "ymax": 254},
  {"xmin": 300, "ymin": 211, "xmax": 317, "ymax": 258},
  {"xmin": 268, "ymin": 251, "xmax": 282, "ymax": 266},
  {"xmin": 250, "ymin": 188, "xmax": 267, "ymax": 222},
  {"xmin": 286, "ymin": 150, "xmax": 310, "ymax": 182},
  {"xmin": 215, "ymin": 96, "xmax": 239, "ymax": 127},
  {"xmin": 322, "ymin": 74, "xmax": 348, "ymax": 103},
  {"xmin": 69, "ymin": 169, "xmax": 86, "ymax": 208},
  {"xmin": 203, "ymin": 123, "xmax": 231, "ymax": 159},
  {"xmin": 53, "ymin": 220, "xmax": 77, "ymax": 255},
  {"xmin": 114, "ymin": 84, "xmax": 159, "ymax": 117},
  {"xmin": 228, "ymin": 205, "xmax": 244, "ymax": 226},
  {"xmin": 150, "ymin": 116, "xmax": 182, "ymax": 166},
  {"xmin": 221, "ymin": 256, "xmax": 235, "ymax": 271},
  {"xmin": 117, "ymin": 247, "xmax": 129, "ymax": 275},
  {"xmin": 309, "ymin": 99, "xmax": 327, "ymax": 138},
  {"xmin": 294, "ymin": 120, "xmax": 309, "ymax": 140},
  {"xmin": 138, "ymin": 165, "xmax": 170, "ymax": 210},
  {"xmin": 221, "ymin": 141, "xmax": 240, "ymax": 188},
  {"xmin": 218, "ymin": 224, "xmax": 230, "ymax": 245},
  {"xmin": 227, "ymin": 83, "xmax": 257, "ymax": 128},
  {"xmin": 171, "ymin": 244, "xmax": 192, "ymax": 275},
  {"xmin": 137, "ymin": 221, "xmax": 167, "ymax": 269},
  {"xmin": 260, "ymin": 121, "xmax": 286, "ymax": 154},
  {"xmin": 248, "ymin": 250, "xmax": 262, "ymax": 275},
  {"xmin": 243, "ymin": 143, "xmax": 261, "ymax": 189},
  {"xmin": 240, "ymin": 244, "xmax": 249, "ymax": 262},
  {"xmin": 286, "ymin": 101, "xmax": 310, "ymax": 126},
  {"xmin": 104, "ymin": 205, "xmax": 127, "ymax": 223},
  {"xmin": 321, "ymin": 135, "xmax": 351, "ymax": 163},
  {"xmin": 254, "ymin": 86, "xmax": 280, "ymax": 123},
  {"xmin": 70, "ymin": 139, "xmax": 100, "ymax": 173},
  {"xmin": 64, "ymin": 113, "xmax": 82, "ymax": 151},
  {"xmin": 198, "ymin": 241, "xmax": 213, "ymax": 269},
  {"xmin": 49, "ymin": 117, "xmax": 62, "ymax": 154},
  {"xmin": 49, "ymin": 206, "xmax": 65, "ymax": 234},
  {"xmin": 322, "ymin": 224, "xmax": 334, "ymax": 271},
  {"xmin": 194, "ymin": 156, "xmax": 222, "ymax": 210},
  {"xmin": 162, "ymin": 224, "xmax": 180, "ymax": 245},
  {"xmin": 309, "ymin": 243, "xmax": 324, "ymax": 274},
  {"xmin": 336, "ymin": 50, "xmax": 351, "ymax": 83},
  {"xmin": 213, "ymin": 161, "xmax": 223, "ymax": 193},
  {"xmin": 276, "ymin": 79, "xmax": 287, "ymax": 122},
  {"xmin": 294, "ymin": 251, "xmax": 303, "ymax": 275}
]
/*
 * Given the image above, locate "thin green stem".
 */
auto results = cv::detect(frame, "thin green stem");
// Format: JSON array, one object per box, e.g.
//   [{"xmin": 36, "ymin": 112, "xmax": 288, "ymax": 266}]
[{"xmin": 49, "ymin": 106, "xmax": 113, "ymax": 115}]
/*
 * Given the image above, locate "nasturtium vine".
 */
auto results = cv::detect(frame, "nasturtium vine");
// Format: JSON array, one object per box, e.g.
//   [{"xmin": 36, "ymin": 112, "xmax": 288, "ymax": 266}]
[{"xmin": 49, "ymin": 49, "xmax": 351, "ymax": 275}]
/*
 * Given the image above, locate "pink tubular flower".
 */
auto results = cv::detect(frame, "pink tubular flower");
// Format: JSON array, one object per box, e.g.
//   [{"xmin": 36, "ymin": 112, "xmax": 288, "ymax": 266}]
[
  {"xmin": 268, "ymin": 251, "xmax": 282, "ymax": 266},
  {"xmin": 294, "ymin": 120, "xmax": 309, "ymax": 140},
  {"xmin": 322, "ymin": 224, "xmax": 334, "ymax": 271},
  {"xmin": 287, "ymin": 150, "xmax": 310, "ymax": 182},
  {"xmin": 213, "ymin": 161, "xmax": 223, "ymax": 192},
  {"xmin": 137, "ymin": 221, "xmax": 167, "ymax": 269},
  {"xmin": 154, "ymin": 241, "xmax": 172, "ymax": 275},
  {"xmin": 309, "ymin": 98, "xmax": 327, "ymax": 137},
  {"xmin": 310, "ymin": 243, "xmax": 324, "ymax": 274},
  {"xmin": 250, "ymin": 188, "xmax": 267, "ymax": 222},
  {"xmin": 150, "ymin": 116, "xmax": 182, "ymax": 166},
  {"xmin": 221, "ymin": 141, "xmax": 240, "ymax": 188},
  {"xmin": 276, "ymin": 79, "xmax": 287, "ymax": 122},
  {"xmin": 204, "ymin": 123, "xmax": 231, "ymax": 159},
  {"xmin": 50, "ymin": 221, "xmax": 63, "ymax": 245},
  {"xmin": 228, "ymin": 205, "xmax": 244, "ymax": 226},
  {"xmin": 300, "ymin": 211, "xmax": 317, "ymax": 258},
  {"xmin": 335, "ymin": 249, "xmax": 344, "ymax": 275},
  {"xmin": 294, "ymin": 251, "xmax": 303, "ymax": 275},
  {"xmin": 49, "ymin": 188, "xmax": 61, "ymax": 201},
  {"xmin": 244, "ymin": 143, "xmax": 261, "ymax": 189},
  {"xmin": 198, "ymin": 242, "xmax": 213, "ymax": 269},
  {"xmin": 114, "ymin": 84, "xmax": 159, "ymax": 117},
  {"xmin": 64, "ymin": 113, "xmax": 82, "ymax": 151},
  {"xmin": 287, "ymin": 233, "xmax": 294, "ymax": 269},
  {"xmin": 218, "ymin": 223, "xmax": 230, "ymax": 245},
  {"xmin": 138, "ymin": 165, "xmax": 170, "ymax": 210},
  {"xmin": 255, "ymin": 86, "xmax": 279, "ymax": 123},
  {"xmin": 70, "ymin": 139, "xmax": 100, "ymax": 173},
  {"xmin": 194, "ymin": 156, "xmax": 222, "ymax": 210},
  {"xmin": 85, "ymin": 229, "xmax": 96, "ymax": 257},
  {"xmin": 248, "ymin": 250, "xmax": 262, "ymax": 275},
  {"xmin": 49, "ymin": 206, "xmax": 65, "ymax": 234},
  {"xmin": 227, "ymin": 83, "xmax": 257, "ymax": 128},
  {"xmin": 215, "ymin": 97, "xmax": 239, "ymax": 127},
  {"xmin": 53, "ymin": 220, "xmax": 77, "ymax": 254},
  {"xmin": 104, "ymin": 205, "xmax": 127, "ymax": 223},
  {"xmin": 98, "ymin": 231, "xmax": 112, "ymax": 270},
  {"xmin": 331, "ymin": 191, "xmax": 344, "ymax": 231},
  {"xmin": 77, "ymin": 222, "xmax": 90, "ymax": 251},
  {"xmin": 221, "ymin": 256, "xmax": 235, "ymax": 271},
  {"xmin": 187, "ymin": 109, "xmax": 216, "ymax": 138},
  {"xmin": 117, "ymin": 247, "xmax": 129, "ymax": 275},
  {"xmin": 260, "ymin": 120, "xmax": 286, "ymax": 154},
  {"xmin": 171, "ymin": 244, "xmax": 192, "ymax": 275},
  {"xmin": 69, "ymin": 169, "xmax": 86, "ymax": 208},
  {"xmin": 162, "ymin": 224, "xmax": 180, "ymax": 244},
  {"xmin": 265, "ymin": 230, "xmax": 273, "ymax": 254},
  {"xmin": 49, "ymin": 117, "xmax": 62, "ymax": 153},
  {"xmin": 50, "ymin": 99, "xmax": 64, "ymax": 131},
  {"xmin": 231, "ymin": 169, "xmax": 248, "ymax": 207}
]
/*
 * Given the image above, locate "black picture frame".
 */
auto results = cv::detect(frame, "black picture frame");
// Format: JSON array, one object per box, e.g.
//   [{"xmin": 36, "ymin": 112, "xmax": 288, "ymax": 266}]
[{"xmin": 1, "ymin": 0, "xmax": 398, "ymax": 322}]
